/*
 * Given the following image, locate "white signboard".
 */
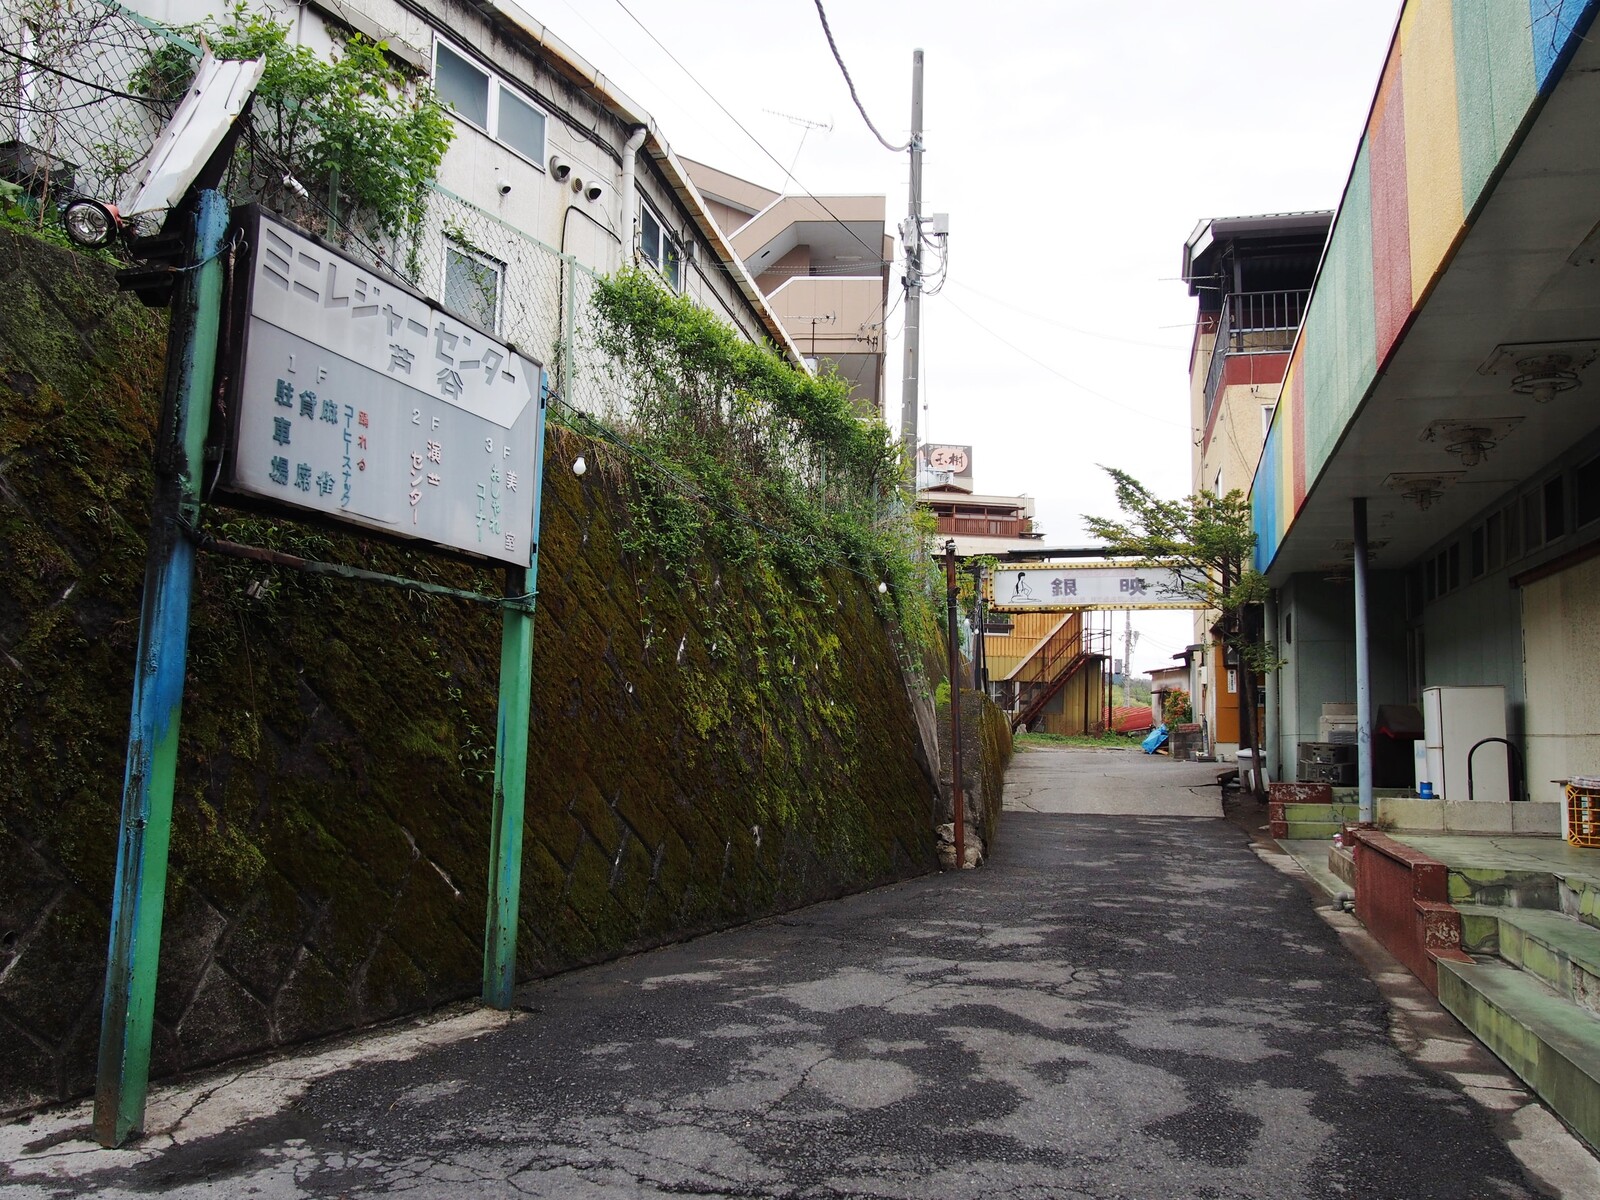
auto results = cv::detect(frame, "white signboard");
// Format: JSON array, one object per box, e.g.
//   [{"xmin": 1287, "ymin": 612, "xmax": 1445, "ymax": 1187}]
[
  {"xmin": 224, "ymin": 209, "xmax": 541, "ymax": 566},
  {"xmin": 988, "ymin": 563, "xmax": 1194, "ymax": 611}
]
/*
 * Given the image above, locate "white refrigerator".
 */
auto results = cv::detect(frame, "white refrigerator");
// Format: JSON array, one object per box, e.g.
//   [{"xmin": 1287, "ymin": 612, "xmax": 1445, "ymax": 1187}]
[{"xmin": 1421, "ymin": 685, "xmax": 1508, "ymax": 802}]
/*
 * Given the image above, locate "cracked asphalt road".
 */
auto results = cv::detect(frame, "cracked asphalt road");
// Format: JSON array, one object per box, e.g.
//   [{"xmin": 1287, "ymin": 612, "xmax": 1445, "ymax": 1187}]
[{"xmin": 2, "ymin": 748, "xmax": 1587, "ymax": 1198}]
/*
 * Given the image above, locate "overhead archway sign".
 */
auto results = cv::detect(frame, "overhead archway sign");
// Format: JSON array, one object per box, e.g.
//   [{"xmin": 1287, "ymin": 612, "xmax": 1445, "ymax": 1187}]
[{"xmin": 987, "ymin": 562, "xmax": 1195, "ymax": 611}]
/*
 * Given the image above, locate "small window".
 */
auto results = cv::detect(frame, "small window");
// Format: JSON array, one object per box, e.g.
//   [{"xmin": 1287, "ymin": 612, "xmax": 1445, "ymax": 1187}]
[
  {"xmin": 1486, "ymin": 511, "xmax": 1503, "ymax": 572},
  {"xmin": 1469, "ymin": 526, "xmax": 1485, "ymax": 579},
  {"xmin": 1578, "ymin": 456, "xmax": 1600, "ymax": 527},
  {"xmin": 1424, "ymin": 556, "xmax": 1437, "ymax": 603},
  {"xmin": 1261, "ymin": 403, "xmax": 1276, "ymax": 437},
  {"xmin": 1523, "ymin": 490, "xmax": 1543, "ymax": 551},
  {"xmin": 444, "ymin": 241, "xmax": 503, "ymax": 332},
  {"xmin": 1504, "ymin": 501, "xmax": 1522, "ymax": 561},
  {"xmin": 434, "ymin": 40, "xmax": 548, "ymax": 167},
  {"xmin": 435, "ymin": 42, "xmax": 489, "ymax": 129},
  {"xmin": 497, "ymin": 89, "xmax": 546, "ymax": 163},
  {"xmin": 1446, "ymin": 543, "xmax": 1460, "ymax": 591},
  {"xmin": 638, "ymin": 205, "xmax": 682, "ymax": 290},
  {"xmin": 1545, "ymin": 475, "xmax": 1567, "ymax": 541}
]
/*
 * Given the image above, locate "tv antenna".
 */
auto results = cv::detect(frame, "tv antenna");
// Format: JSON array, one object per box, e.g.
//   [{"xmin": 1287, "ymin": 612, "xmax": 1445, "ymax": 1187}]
[{"xmin": 764, "ymin": 107, "xmax": 833, "ymax": 132}]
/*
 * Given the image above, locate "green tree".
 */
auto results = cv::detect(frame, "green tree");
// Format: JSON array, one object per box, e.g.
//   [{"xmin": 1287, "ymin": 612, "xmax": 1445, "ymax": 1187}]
[{"xmin": 1084, "ymin": 467, "xmax": 1278, "ymax": 799}]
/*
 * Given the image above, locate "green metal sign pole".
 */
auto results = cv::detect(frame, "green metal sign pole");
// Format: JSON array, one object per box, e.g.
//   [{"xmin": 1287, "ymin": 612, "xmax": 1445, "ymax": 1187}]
[
  {"xmin": 94, "ymin": 189, "xmax": 229, "ymax": 1148},
  {"xmin": 483, "ymin": 377, "xmax": 549, "ymax": 1008}
]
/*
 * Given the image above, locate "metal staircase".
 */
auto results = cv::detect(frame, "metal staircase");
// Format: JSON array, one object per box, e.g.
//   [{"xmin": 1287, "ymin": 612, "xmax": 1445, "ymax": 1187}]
[{"xmin": 1010, "ymin": 620, "xmax": 1109, "ymax": 733}]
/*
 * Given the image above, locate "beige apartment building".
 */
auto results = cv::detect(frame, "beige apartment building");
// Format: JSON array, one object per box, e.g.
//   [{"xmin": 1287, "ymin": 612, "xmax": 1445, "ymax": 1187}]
[
  {"xmin": 683, "ymin": 159, "xmax": 893, "ymax": 417},
  {"xmin": 1181, "ymin": 212, "xmax": 1332, "ymax": 758}
]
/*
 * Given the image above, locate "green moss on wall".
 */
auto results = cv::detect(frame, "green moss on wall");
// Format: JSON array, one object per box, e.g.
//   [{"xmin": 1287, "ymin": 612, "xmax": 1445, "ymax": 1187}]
[{"xmin": 0, "ymin": 229, "xmax": 938, "ymax": 1113}]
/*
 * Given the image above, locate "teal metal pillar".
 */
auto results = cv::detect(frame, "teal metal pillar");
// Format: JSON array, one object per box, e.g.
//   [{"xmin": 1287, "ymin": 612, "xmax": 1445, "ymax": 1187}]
[
  {"xmin": 1354, "ymin": 496, "xmax": 1374, "ymax": 824},
  {"xmin": 483, "ymin": 376, "xmax": 549, "ymax": 1008},
  {"xmin": 95, "ymin": 189, "xmax": 230, "ymax": 1148}
]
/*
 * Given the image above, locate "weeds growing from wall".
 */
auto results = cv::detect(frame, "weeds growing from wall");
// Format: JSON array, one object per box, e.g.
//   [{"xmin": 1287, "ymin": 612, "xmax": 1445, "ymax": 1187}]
[{"xmin": 585, "ymin": 268, "xmax": 934, "ymax": 637}]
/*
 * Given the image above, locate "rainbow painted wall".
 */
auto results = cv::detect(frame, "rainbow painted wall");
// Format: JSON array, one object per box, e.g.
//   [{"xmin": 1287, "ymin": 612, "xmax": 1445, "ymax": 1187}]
[{"xmin": 1251, "ymin": 0, "xmax": 1598, "ymax": 572}]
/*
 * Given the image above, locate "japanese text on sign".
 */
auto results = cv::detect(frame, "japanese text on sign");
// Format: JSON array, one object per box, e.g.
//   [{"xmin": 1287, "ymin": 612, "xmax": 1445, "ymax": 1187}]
[
  {"xmin": 988, "ymin": 564, "xmax": 1192, "ymax": 611},
  {"xmin": 224, "ymin": 210, "xmax": 541, "ymax": 565}
]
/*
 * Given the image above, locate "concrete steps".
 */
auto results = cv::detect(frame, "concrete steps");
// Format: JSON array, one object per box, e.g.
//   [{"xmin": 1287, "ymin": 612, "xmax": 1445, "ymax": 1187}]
[
  {"xmin": 1456, "ymin": 904, "xmax": 1600, "ymax": 1020},
  {"xmin": 1278, "ymin": 802, "xmax": 1358, "ymax": 840},
  {"xmin": 1435, "ymin": 870, "xmax": 1600, "ymax": 1152},
  {"xmin": 1436, "ymin": 956, "xmax": 1600, "ymax": 1151}
]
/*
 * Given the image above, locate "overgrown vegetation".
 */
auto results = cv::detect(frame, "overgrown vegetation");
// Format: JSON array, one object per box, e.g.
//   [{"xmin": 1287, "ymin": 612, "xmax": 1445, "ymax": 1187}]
[
  {"xmin": 586, "ymin": 268, "xmax": 934, "ymax": 633},
  {"xmin": 1084, "ymin": 466, "xmax": 1279, "ymax": 797},
  {"xmin": 1016, "ymin": 730, "xmax": 1137, "ymax": 750},
  {"xmin": 136, "ymin": 4, "xmax": 453, "ymax": 254},
  {"xmin": 1162, "ymin": 686, "xmax": 1193, "ymax": 725}
]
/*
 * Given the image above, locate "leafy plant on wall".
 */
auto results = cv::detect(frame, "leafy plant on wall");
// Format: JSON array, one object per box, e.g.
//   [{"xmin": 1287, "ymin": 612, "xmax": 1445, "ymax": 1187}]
[
  {"xmin": 586, "ymin": 267, "xmax": 933, "ymax": 637},
  {"xmin": 134, "ymin": 4, "xmax": 453, "ymax": 266},
  {"xmin": 1162, "ymin": 687, "xmax": 1193, "ymax": 726}
]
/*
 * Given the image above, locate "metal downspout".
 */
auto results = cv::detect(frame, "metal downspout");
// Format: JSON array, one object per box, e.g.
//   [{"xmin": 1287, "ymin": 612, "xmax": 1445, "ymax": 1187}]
[
  {"xmin": 618, "ymin": 125, "xmax": 648, "ymax": 265},
  {"xmin": 1264, "ymin": 590, "xmax": 1279, "ymax": 786}
]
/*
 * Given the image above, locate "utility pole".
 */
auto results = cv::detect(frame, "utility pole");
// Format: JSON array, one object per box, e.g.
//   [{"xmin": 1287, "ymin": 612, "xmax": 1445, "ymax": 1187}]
[
  {"xmin": 1123, "ymin": 611, "xmax": 1137, "ymax": 708},
  {"xmin": 898, "ymin": 48, "xmax": 924, "ymax": 486},
  {"xmin": 943, "ymin": 540, "xmax": 965, "ymax": 869}
]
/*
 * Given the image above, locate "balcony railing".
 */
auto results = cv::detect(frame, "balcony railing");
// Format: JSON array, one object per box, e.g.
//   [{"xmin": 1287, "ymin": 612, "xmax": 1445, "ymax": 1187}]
[
  {"xmin": 1221, "ymin": 289, "xmax": 1308, "ymax": 354},
  {"xmin": 939, "ymin": 516, "xmax": 1029, "ymax": 538},
  {"xmin": 1203, "ymin": 289, "xmax": 1309, "ymax": 417}
]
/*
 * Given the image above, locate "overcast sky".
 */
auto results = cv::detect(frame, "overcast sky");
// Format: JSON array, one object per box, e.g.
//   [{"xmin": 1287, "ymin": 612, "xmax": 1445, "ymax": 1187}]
[{"xmin": 537, "ymin": 0, "xmax": 1403, "ymax": 673}]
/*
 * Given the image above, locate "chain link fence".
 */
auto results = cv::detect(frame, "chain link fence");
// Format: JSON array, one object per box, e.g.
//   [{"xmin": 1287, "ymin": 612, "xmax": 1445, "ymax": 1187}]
[
  {"xmin": 0, "ymin": 1, "xmax": 627, "ymax": 416},
  {"xmin": 0, "ymin": 1, "xmax": 183, "ymax": 207}
]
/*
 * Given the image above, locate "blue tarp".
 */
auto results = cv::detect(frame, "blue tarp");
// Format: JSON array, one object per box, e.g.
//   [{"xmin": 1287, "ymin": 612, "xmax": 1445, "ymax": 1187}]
[{"xmin": 1141, "ymin": 724, "xmax": 1169, "ymax": 755}]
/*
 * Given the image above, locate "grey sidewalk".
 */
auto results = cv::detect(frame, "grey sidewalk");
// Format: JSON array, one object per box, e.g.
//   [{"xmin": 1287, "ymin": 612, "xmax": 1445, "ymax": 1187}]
[{"xmin": 3, "ymin": 752, "xmax": 1594, "ymax": 1197}]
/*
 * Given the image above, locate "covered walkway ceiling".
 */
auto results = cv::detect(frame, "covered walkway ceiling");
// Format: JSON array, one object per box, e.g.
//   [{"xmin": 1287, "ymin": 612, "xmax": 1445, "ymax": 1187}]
[{"xmin": 1268, "ymin": 29, "xmax": 1600, "ymax": 578}]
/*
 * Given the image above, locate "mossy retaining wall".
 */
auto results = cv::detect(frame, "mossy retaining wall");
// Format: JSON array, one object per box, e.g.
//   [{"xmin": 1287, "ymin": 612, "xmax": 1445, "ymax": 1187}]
[{"xmin": 0, "ymin": 230, "xmax": 940, "ymax": 1113}]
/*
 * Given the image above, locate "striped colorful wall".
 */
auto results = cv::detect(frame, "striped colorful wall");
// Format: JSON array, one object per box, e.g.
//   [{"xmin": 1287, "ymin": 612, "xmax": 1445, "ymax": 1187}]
[{"xmin": 1251, "ymin": 0, "xmax": 1599, "ymax": 572}]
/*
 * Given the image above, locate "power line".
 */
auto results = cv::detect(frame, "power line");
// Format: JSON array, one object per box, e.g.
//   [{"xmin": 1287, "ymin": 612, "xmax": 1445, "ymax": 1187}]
[
  {"xmin": 947, "ymin": 279, "xmax": 1190, "ymax": 351},
  {"xmin": 0, "ymin": 44, "xmax": 166, "ymax": 108},
  {"xmin": 939, "ymin": 298, "xmax": 1189, "ymax": 430},
  {"xmin": 810, "ymin": 0, "xmax": 909, "ymax": 153},
  {"xmin": 605, "ymin": 0, "xmax": 884, "ymax": 264}
]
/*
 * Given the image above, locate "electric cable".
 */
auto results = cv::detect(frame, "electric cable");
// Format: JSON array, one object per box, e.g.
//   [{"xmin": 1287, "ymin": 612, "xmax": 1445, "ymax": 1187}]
[
  {"xmin": 810, "ymin": 0, "xmax": 909, "ymax": 153},
  {"xmin": 605, "ymin": 0, "xmax": 884, "ymax": 265},
  {"xmin": 947, "ymin": 278, "xmax": 1189, "ymax": 351},
  {"xmin": 0, "ymin": 44, "xmax": 168, "ymax": 108},
  {"xmin": 939, "ymin": 297, "xmax": 1189, "ymax": 430}
]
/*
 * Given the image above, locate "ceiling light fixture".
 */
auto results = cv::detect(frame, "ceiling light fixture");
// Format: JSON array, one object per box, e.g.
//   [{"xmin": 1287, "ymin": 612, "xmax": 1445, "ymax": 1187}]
[
  {"xmin": 1511, "ymin": 354, "xmax": 1581, "ymax": 403},
  {"xmin": 1401, "ymin": 478, "xmax": 1446, "ymax": 510},
  {"xmin": 1444, "ymin": 426, "xmax": 1496, "ymax": 467}
]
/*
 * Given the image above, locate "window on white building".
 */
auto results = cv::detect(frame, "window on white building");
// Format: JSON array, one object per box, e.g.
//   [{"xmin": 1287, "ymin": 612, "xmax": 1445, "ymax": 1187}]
[
  {"xmin": 444, "ymin": 240, "xmax": 503, "ymax": 332},
  {"xmin": 1261, "ymin": 402, "xmax": 1276, "ymax": 437},
  {"xmin": 434, "ymin": 40, "xmax": 548, "ymax": 167},
  {"xmin": 639, "ymin": 204, "xmax": 683, "ymax": 290}
]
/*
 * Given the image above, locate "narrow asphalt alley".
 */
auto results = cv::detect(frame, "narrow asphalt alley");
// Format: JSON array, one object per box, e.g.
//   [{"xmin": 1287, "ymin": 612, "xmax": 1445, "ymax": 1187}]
[{"xmin": 3, "ymin": 747, "xmax": 1593, "ymax": 1198}]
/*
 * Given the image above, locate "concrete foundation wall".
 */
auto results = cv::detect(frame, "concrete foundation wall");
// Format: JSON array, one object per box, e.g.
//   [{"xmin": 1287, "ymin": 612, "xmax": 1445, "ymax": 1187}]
[{"xmin": 1523, "ymin": 555, "xmax": 1600, "ymax": 801}]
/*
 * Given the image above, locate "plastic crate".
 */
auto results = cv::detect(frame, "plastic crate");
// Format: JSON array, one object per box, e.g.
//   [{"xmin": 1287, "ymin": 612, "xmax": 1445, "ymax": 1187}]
[{"xmin": 1567, "ymin": 778, "xmax": 1600, "ymax": 848}]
